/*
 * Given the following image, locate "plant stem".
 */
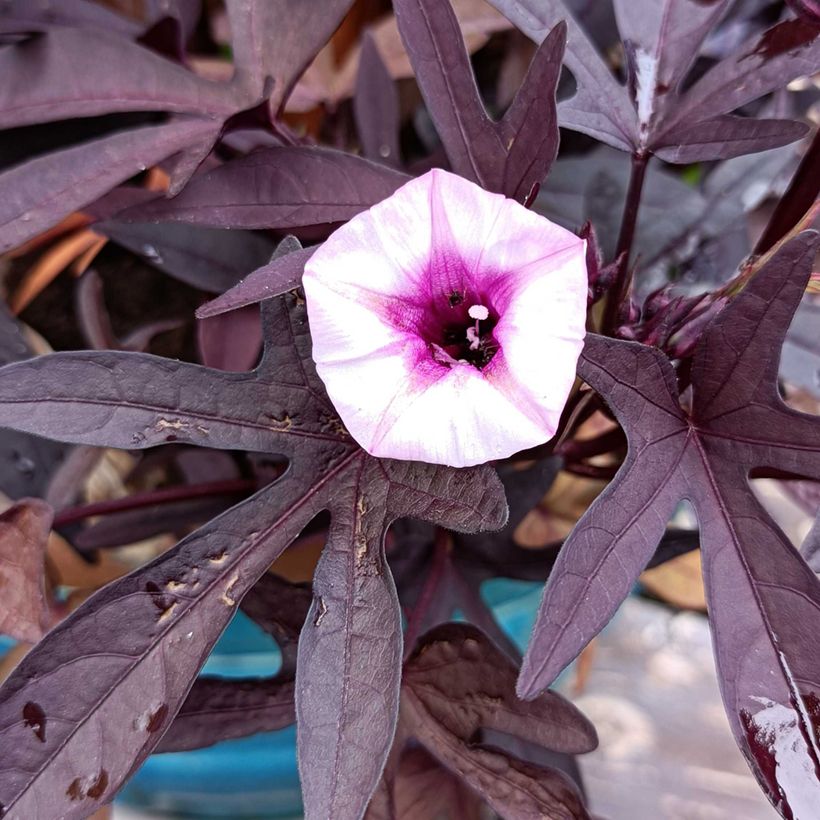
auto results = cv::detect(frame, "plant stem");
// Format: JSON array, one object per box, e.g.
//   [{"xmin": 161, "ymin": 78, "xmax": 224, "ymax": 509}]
[
  {"xmin": 603, "ymin": 151, "xmax": 649, "ymax": 333},
  {"xmin": 557, "ymin": 426, "xmax": 626, "ymax": 462},
  {"xmin": 563, "ymin": 461, "xmax": 619, "ymax": 480},
  {"xmin": 402, "ymin": 528, "xmax": 450, "ymax": 660},
  {"xmin": 53, "ymin": 479, "xmax": 257, "ymax": 528},
  {"xmin": 755, "ymin": 129, "xmax": 820, "ymax": 255}
]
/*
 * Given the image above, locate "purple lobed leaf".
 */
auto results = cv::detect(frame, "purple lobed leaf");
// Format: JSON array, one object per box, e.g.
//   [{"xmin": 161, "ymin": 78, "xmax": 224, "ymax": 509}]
[
  {"xmin": 0, "ymin": 471, "xmax": 324, "ymax": 819},
  {"xmin": 0, "ymin": 1, "xmax": 366, "ymax": 248},
  {"xmin": 0, "ymin": 293, "xmax": 508, "ymax": 819},
  {"xmin": 662, "ymin": 18, "xmax": 820, "ymax": 133},
  {"xmin": 226, "ymin": 0, "xmax": 356, "ymax": 113},
  {"xmin": 490, "ymin": 0, "xmax": 814, "ymax": 162},
  {"xmin": 394, "ymin": 0, "xmax": 505, "ymax": 186},
  {"xmin": 614, "ymin": 0, "xmax": 732, "ymax": 151},
  {"xmin": 519, "ymin": 232, "xmax": 820, "ymax": 819},
  {"xmin": 0, "ymin": 28, "xmax": 237, "ymax": 130},
  {"xmin": 354, "ymin": 33, "xmax": 402, "ymax": 168},
  {"xmin": 395, "ymin": 0, "xmax": 566, "ymax": 201},
  {"xmin": 497, "ymin": 18, "xmax": 566, "ymax": 202},
  {"xmin": 297, "ymin": 458, "xmax": 507, "ymax": 820},
  {"xmin": 652, "ymin": 114, "xmax": 809, "ymax": 163},
  {"xmin": 0, "ymin": 350, "xmax": 305, "ymax": 453},
  {"xmin": 400, "ymin": 624, "xmax": 594, "ymax": 819},
  {"xmin": 117, "ymin": 146, "xmax": 410, "ymax": 232},
  {"xmin": 0, "ymin": 296, "xmax": 335, "ymax": 456},
  {"xmin": 407, "ymin": 623, "xmax": 597, "ymax": 755},
  {"xmin": 486, "ymin": 0, "xmax": 636, "ymax": 150},
  {"xmin": 196, "ymin": 239, "xmax": 317, "ymax": 318},
  {"xmin": 155, "ymin": 676, "xmax": 295, "ymax": 754},
  {"xmin": 614, "ymin": 0, "xmax": 731, "ymax": 96},
  {"xmin": 0, "ymin": 117, "xmax": 220, "ymax": 254}
]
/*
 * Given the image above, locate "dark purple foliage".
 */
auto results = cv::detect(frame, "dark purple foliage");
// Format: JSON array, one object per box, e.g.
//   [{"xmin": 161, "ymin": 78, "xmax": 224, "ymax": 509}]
[
  {"xmin": 355, "ymin": 33, "xmax": 402, "ymax": 168},
  {"xmin": 196, "ymin": 237, "xmax": 317, "ymax": 318},
  {"xmin": 0, "ymin": 294, "xmax": 506, "ymax": 819},
  {"xmin": 488, "ymin": 0, "xmax": 815, "ymax": 161},
  {"xmin": 0, "ymin": 1, "xmax": 816, "ymax": 819},
  {"xmin": 226, "ymin": 0, "xmax": 357, "ymax": 115},
  {"xmin": 156, "ymin": 573, "xmax": 310, "ymax": 753},
  {"xmin": 0, "ymin": 306, "xmax": 66, "ymax": 500},
  {"xmin": 520, "ymin": 233, "xmax": 820, "ymax": 817},
  {"xmin": 372, "ymin": 624, "xmax": 597, "ymax": 819},
  {"xmin": 395, "ymin": 0, "xmax": 565, "ymax": 202},
  {"xmin": 97, "ymin": 220, "xmax": 277, "ymax": 294},
  {"xmin": 0, "ymin": 118, "xmax": 220, "ymax": 255}
]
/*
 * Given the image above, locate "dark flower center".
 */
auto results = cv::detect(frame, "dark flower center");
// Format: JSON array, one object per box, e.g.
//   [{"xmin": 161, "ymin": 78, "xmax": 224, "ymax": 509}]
[{"xmin": 419, "ymin": 290, "xmax": 500, "ymax": 370}]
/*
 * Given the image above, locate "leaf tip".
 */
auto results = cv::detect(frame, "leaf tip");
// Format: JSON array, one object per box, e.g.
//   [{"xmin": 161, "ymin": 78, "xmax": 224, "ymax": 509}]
[{"xmin": 515, "ymin": 669, "xmax": 541, "ymax": 702}]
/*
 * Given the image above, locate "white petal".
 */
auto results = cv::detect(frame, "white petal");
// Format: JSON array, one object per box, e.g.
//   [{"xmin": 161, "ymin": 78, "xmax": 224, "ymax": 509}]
[
  {"xmin": 496, "ymin": 241, "xmax": 588, "ymax": 425},
  {"xmin": 304, "ymin": 171, "xmax": 435, "ymax": 301},
  {"xmin": 369, "ymin": 362, "xmax": 550, "ymax": 467},
  {"xmin": 303, "ymin": 276, "xmax": 407, "ymax": 365}
]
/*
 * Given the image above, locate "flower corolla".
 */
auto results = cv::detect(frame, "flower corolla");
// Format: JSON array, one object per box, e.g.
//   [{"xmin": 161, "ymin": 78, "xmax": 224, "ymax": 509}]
[{"xmin": 303, "ymin": 169, "xmax": 586, "ymax": 467}]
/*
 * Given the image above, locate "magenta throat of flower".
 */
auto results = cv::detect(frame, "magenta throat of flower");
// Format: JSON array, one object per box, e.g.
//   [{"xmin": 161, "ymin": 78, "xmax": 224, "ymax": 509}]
[{"xmin": 418, "ymin": 289, "xmax": 500, "ymax": 370}]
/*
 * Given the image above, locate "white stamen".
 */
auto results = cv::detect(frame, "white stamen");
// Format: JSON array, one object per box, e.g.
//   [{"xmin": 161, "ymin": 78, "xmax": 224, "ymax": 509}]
[
  {"xmin": 466, "ymin": 327, "xmax": 481, "ymax": 350},
  {"xmin": 468, "ymin": 304, "xmax": 489, "ymax": 321}
]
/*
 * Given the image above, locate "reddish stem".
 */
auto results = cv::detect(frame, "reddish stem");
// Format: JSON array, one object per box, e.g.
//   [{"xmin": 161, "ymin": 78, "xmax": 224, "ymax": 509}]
[
  {"xmin": 563, "ymin": 461, "xmax": 619, "ymax": 480},
  {"xmin": 558, "ymin": 426, "xmax": 626, "ymax": 462},
  {"xmin": 603, "ymin": 151, "xmax": 649, "ymax": 333},
  {"xmin": 53, "ymin": 479, "xmax": 257, "ymax": 528},
  {"xmin": 402, "ymin": 528, "xmax": 451, "ymax": 660}
]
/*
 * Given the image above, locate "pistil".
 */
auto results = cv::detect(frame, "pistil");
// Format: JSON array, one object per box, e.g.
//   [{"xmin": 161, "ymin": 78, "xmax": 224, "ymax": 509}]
[{"xmin": 467, "ymin": 304, "xmax": 489, "ymax": 350}]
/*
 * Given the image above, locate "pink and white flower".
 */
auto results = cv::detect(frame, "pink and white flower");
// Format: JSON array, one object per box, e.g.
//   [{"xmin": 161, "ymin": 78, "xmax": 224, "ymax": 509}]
[{"xmin": 303, "ymin": 169, "xmax": 587, "ymax": 468}]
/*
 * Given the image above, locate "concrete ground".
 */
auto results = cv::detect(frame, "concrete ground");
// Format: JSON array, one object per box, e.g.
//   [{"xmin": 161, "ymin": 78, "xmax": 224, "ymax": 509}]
[{"xmin": 564, "ymin": 597, "xmax": 778, "ymax": 820}]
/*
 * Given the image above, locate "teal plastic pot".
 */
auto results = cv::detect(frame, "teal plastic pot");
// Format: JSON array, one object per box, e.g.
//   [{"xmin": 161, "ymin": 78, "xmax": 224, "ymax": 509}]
[{"xmin": 1, "ymin": 580, "xmax": 543, "ymax": 819}]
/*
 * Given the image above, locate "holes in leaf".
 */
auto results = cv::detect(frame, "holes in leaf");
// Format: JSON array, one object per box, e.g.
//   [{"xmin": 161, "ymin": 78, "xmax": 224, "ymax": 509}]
[
  {"xmin": 22, "ymin": 701, "xmax": 46, "ymax": 743},
  {"xmin": 86, "ymin": 770, "xmax": 108, "ymax": 800},
  {"xmin": 66, "ymin": 769, "xmax": 109, "ymax": 802},
  {"xmin": 313, "ymin": 596, "xmax": 328, "ymax": 627},
  {"xmin": 145, "ymin": 580, "xmax": 174, "ymax": 613}
]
